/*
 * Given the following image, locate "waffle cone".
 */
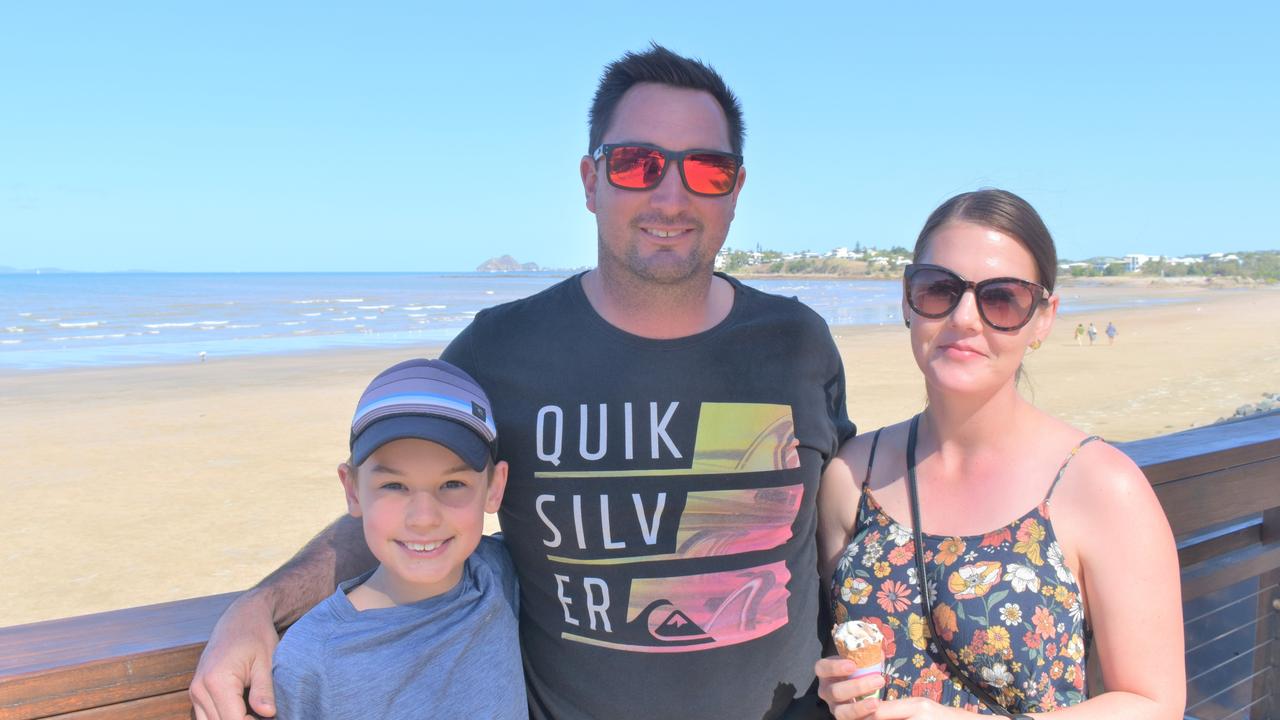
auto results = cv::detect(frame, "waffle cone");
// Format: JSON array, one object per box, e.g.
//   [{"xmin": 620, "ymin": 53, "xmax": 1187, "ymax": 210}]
[{"xmin": 836, "ymin": 639, "xmax": 884, "ymax": 669}]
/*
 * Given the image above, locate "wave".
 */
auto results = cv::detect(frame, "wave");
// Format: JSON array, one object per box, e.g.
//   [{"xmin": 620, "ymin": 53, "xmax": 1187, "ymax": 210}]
[
  {"xmin": 58, "ymin": 321, "xmax": 99, "ymax": 328},
  {"xmin": 50, "ymin": 334, "xmax": 127, "ymax": 341},
  {"xmin": 357, "ymin": 305, "xmax": 392, "ymax": 310},
  {"xmin": 197, "ymin": 321, "xmax": 229, "ymax": 326},
  {"xmin": 335, "ymin": 298, "xmax": 364, "ymax": 303},
  {"xmin": 4, "ymin": 327, "xmax": 24, "ymax": 333},
  {"xmin": 0, "ymin": 339, "xmax": 20, "ymax": 345},
  {"xmin": 144, "ymin": 322, "xmax": 196, "ymax": 328}
]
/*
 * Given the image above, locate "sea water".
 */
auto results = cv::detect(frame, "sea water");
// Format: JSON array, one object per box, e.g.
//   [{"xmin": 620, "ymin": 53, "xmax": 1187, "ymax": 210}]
[{"xmin": 0, "ymin": 272, "xmax": 1181, "ymax": 370}]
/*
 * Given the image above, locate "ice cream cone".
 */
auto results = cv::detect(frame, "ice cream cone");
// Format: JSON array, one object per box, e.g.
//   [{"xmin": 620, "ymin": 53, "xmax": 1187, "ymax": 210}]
[{"xmin": 832, "ymin": 620, "xmax": 886, "ymax": 702}]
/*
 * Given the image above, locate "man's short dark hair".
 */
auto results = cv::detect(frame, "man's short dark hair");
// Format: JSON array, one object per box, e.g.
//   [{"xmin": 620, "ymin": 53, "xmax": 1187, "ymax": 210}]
[{"xmin": 588, "ymin": 43, "xmax": 745, "ymax": 156}]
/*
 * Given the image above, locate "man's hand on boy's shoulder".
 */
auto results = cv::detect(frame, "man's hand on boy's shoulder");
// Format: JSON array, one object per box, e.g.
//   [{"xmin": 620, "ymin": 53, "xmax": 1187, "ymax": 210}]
[{"xmin": 190, "ymin": 590, "xmax": 280, "ymax": 720}]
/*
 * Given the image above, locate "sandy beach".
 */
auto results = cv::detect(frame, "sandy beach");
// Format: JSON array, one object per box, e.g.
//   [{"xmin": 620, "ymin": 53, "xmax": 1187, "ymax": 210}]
[{"xmin": 2, "ymin": 279, "xmax": 1278, "ymax": 627}]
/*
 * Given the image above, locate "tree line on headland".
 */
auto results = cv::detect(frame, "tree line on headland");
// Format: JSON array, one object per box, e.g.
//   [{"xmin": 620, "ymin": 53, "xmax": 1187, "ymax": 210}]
[{"xmin": 715, "ymin": 246, "xmax": 1280, "ymax": 282}]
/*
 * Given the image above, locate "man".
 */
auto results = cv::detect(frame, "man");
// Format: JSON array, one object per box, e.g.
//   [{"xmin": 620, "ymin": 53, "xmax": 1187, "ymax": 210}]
[{"xmin": 190, "ymin": 44, "xmax": 854, "ymax": 720}]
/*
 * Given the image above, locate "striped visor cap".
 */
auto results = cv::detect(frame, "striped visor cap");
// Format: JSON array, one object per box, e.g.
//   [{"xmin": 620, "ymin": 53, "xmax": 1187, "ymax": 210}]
[{"xmin": 350, "ymin": 358, "xmax": 498, "ymax": 471}]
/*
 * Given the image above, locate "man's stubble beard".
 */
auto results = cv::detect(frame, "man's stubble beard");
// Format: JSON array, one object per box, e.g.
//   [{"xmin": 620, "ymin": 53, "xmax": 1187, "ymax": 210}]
[{"xmin": 598, "ymin": 217, "xmax": 721, "ymax": 290}]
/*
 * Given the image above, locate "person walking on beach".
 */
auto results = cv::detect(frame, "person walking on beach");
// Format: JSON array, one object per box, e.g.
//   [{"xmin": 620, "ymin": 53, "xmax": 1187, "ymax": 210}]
[
  {"xmin": 190, "ymin": 44, "xmax": 854, "ymax": 720},
  {"xmin": 1087, "ymin": 321, "xmax": 1098, "ymax": 345},
  {"xmin": 814, "ymin": 190, "xmax": 1184, "ymax": 717},
  {"xmin": 1106, "ymin": 320, "xmax": 1118, "ymax": 344},
  {"xmin": 1073, "ymin": 322, "xmax": 1084, "ymax": 345}
]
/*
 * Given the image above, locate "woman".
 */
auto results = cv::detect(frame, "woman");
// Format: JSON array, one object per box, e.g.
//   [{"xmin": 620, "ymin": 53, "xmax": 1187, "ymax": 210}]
[{"xmin": 815, "ymin": 190, "xmax": 1184, "ymax": 718}]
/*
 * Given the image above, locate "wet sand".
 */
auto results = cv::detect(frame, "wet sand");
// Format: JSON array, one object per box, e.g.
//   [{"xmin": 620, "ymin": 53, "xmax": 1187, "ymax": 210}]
[{"xmin": 2, "ymin": 280, "xmax": 1277, "ymax": 626}]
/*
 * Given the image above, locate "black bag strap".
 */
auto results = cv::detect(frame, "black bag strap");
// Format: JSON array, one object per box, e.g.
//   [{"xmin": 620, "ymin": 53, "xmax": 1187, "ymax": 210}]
[{"xmin": 906, "ymin": 415, "xmax": 1022, "ymax": 718}]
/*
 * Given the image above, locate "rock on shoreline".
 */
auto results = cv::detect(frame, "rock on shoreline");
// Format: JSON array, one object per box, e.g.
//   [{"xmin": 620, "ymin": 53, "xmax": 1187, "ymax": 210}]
[{"xmin": 1217, "ymin": 392, "xmax": 1280, "ymax": 424}]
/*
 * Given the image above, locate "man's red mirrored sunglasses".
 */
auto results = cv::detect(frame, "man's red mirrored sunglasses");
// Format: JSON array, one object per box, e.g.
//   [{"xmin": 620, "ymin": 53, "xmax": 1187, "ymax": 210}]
[{"xmin": 592, "ymin": 143, "xmax": 743, "ymax": 197}]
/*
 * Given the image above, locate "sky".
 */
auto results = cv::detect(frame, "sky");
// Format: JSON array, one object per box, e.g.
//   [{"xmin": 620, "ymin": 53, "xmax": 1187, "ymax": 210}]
[{"xmin": 1, "ymin": 2, "xmax": 1277, "ymax": 272}]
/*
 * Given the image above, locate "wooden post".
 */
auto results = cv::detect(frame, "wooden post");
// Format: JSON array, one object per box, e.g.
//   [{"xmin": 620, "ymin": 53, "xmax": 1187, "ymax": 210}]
[{"xmin": 1254, "ymin": 508, "xmax": 1280, "ymax": 718}]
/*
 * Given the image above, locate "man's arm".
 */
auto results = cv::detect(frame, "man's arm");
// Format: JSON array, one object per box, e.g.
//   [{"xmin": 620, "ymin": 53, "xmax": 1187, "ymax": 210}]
[{"xmin": 189, "ymin": 514, "xmax": 374, "ymax": 720}]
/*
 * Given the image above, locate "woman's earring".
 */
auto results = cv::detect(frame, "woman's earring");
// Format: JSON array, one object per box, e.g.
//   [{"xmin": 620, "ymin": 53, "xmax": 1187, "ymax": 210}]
[
  {"xmin": 1029, "ymin": 339, "xmax": 1042, "ymax": 350},
  {"xmin": 904, "ymin": 317, "xmax": 911, "ymax": 328}
]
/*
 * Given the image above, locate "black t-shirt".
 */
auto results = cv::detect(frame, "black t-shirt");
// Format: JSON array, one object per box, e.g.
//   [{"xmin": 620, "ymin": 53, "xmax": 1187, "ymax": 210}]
[{"xmin": 442, "ymin": 273, "xmax": 855, "ymax": 720}]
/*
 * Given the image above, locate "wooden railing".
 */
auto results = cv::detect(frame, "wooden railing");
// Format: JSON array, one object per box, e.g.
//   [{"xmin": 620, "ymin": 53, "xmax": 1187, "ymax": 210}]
[
  {"xmin": 1128, "ymin": 411, "xmax": 1280, "ymax": 719},
  {"xmin": 2, "ymin": 411, "xmax": 1279, "ymax": 720}
]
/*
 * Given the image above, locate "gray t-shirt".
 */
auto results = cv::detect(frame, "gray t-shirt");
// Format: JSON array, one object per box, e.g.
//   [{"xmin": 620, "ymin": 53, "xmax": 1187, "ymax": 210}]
[{"xmin": 272, "ymin": 535, "xmax": 527, "ymax": 719}]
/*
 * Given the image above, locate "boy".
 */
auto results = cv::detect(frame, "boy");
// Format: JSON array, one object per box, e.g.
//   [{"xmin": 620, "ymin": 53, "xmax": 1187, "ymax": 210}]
[{"xmin": 272, "ymin": 358, "xmax": 527, "ymax": 719}]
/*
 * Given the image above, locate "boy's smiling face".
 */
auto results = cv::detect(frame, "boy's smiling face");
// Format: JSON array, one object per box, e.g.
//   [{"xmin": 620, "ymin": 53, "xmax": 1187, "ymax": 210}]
[{"xmin": 339, "ymin": 437, "xmax": 507, "ymax": 604}]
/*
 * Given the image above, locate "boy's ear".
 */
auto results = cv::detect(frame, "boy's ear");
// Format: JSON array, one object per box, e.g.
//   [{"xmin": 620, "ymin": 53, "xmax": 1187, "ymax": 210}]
[
  {"xmin": 338, "ymin": 462, "xmax": 363, "ymax": 518},
  {"xmin": 484, "ymin": 460, "xmax": 509, "ymax": 514}
]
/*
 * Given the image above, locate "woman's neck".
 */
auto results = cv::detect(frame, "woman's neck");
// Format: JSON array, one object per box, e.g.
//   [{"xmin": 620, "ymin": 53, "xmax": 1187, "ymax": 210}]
[{"xmin": 920, "ymin": 382, "xmax": 1032, "ymax": 456}]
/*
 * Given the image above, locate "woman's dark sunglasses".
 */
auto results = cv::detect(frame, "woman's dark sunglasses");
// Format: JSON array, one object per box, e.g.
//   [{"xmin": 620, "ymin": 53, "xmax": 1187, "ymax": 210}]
[
  {"xmin": 903, "ymin": 263, "xmax": 1050, "ymax": 331},
  {"xmin": 592, "ymin": 143, "xmax": 743, "ymax": 197}
]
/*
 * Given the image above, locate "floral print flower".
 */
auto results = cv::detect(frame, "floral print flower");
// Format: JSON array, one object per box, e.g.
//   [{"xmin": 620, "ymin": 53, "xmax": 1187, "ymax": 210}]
[
  {"xmin": 932, "ymin": 603, "xmax": 958, "ymax": 642},
  {"xmin": 1033, "ymin": 606, "xmax": 1057, "ymax": 639},
  {"xmin": 985, "ymin": 626, "xmax": 1011, "ymax": 655},
  {"xmin": 888, "ymin": 542, "xmax": 914, "ymax": 566},
  {"xmin": 1046, "ymin": 541, "xmax": 1074, "ymax": 583},
  {"xmin": 841, "ymin": 576, "xmax": 872, "ymax": 605},
  {"xmin": 874, "ymin": 561, "xmax": 892, "ymax": 578},
  {"xmin": 935, "ymin": 537, "xmax": 966, "ymax": 565},
  {"xmin": 1004, "ymin": 563, "xmax": 1041, "ymax": 593},
  {"xmin": 877, "ymin": 579, "xmax": 912, "ymax": 613},
  {"xmin": 861, "ymin": 539, "xmax": 884, "ymax": 567},
  {"xmin": 980, "ymin": 527, "xmax": 1012, "ymax": 548},
  {"xmin": 980, "ymin": 661, "xmax": 1015, "ymax": 688},
  {"xmin": 1014, "ymin": 518, "xmax": 1046, "ymax": 566},
  {"xmin": 911, "ymin": 664, "xmax": 949, "ymax": 702},
  {"xmin": 907, "ymin": 613, "xmax": 929, "ymax": 650},
  {"xmin": 1000, "ymin": 603, "xmax": 1023, "ymax": 625},
  {"xmin": 864, "ymin": 615, "xmax": 896, "ymax": 657},
  {"xmin": 886, "ymin": 524, "xmax": 912, "ymax": 546},
  {"xmin": 1064, "ymin": 635, "xmax": 1085, "ymax": 663},
  {"xmin": 946, "ymin": 561, "xmax": 1002, "ymax": 599}
]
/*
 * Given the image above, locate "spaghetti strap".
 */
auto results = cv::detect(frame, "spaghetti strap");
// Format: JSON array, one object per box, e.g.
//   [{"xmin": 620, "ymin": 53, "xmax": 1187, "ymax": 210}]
[
  {"xmin": 1045, "ymin": 435, "xmax": 1103, "ymax": 502},
  {"xmin": 862, "ymin": 429, "xmax": 883, "ymax": 490}
]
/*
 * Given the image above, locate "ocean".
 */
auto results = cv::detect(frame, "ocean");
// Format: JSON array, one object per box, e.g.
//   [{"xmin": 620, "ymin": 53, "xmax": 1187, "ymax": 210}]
[{"xmin": 0, "ymin": 272, "xmax": 1182, "ymax": 371}]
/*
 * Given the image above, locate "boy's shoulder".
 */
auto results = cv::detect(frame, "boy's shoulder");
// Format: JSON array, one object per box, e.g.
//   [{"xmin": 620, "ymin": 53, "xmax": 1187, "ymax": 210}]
[
  {"xmin": 473, "ymin": 534, "xmax": 513, "ymax": 569},
  {"xmin": 472, "ymin": 534, "xmax": 519, "ymax": 614},
  {"xmin": 273, "ymin": 587, "xmax": 347, "ymax": 664}
]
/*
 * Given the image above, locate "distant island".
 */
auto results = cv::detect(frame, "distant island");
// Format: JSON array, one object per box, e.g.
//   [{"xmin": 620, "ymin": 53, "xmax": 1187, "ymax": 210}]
[
  {"xmin": 0, "ymin": 266, "xmax": 74, "ymax": 274},
  {"xmin": 477, "ymin": 255, "xmax": 540, "ymax": 273}
]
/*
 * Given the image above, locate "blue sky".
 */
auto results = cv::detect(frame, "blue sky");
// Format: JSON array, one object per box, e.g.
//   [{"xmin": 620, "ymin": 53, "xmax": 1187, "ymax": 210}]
[{"xmin": 2, "ymin": 2, "xmax": 1276, "ymax": 272}]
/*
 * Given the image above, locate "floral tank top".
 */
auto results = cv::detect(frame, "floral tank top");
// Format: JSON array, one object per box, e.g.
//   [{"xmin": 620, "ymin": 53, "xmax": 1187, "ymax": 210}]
[{"xmin": 830, "ymin": 430, "xmax": 1099, "ymax": 713}]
